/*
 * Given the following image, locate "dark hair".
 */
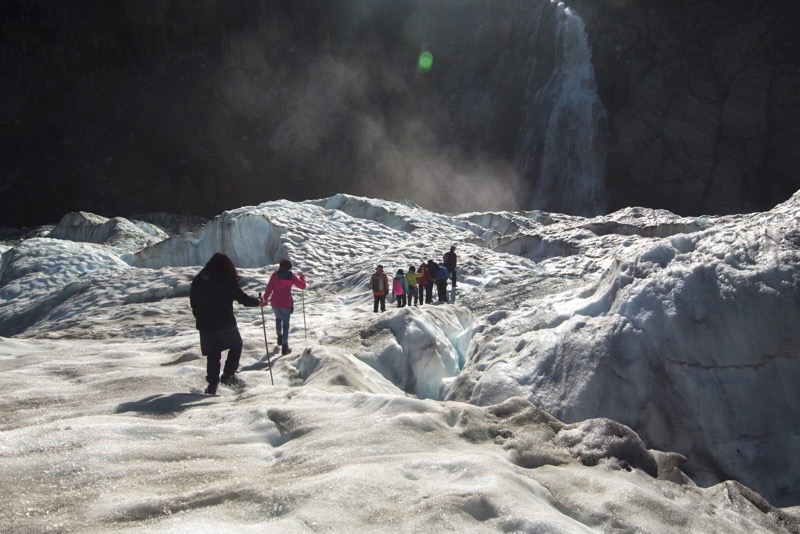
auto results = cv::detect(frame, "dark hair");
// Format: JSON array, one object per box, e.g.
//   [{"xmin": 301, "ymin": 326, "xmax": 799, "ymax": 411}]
[
  {"xmin": 203, "ymin": 253, "xmax": 239, "ymax": 281},
  {"xmin": 279, "ymin": 259, "xmax": 292, "ymax": 270},
  {"xmin": 408, "ymin": 266, "xmax": 416, "ymax": 272}
]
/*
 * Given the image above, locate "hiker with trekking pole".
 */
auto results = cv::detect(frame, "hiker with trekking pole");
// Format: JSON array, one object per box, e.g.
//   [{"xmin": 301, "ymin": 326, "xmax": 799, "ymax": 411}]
[
  {"xmin": 262, "ymin": 259, "xmax": 307, "ymax": 355},
  {"xmin": 190, "ymin": 253, "xmax": 261, "ymax": 395}
]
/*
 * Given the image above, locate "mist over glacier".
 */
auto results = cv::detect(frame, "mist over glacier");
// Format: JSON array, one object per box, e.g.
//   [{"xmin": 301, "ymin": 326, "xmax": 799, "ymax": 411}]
[{"xmin": 1, "ymin": 193, "xmax": 799, "ymax": 531}]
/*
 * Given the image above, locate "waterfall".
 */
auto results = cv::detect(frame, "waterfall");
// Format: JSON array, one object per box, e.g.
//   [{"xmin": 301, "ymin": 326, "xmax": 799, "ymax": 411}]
[{"xmin": 515, "ymin": 1, "xmax": 607, "ymax": 216}]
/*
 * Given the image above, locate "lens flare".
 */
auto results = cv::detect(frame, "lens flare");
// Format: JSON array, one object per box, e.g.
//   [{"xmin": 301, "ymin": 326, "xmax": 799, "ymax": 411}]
[{"xmin": 418, "ymin": 51, "xmax": 434, "ymax": 72}]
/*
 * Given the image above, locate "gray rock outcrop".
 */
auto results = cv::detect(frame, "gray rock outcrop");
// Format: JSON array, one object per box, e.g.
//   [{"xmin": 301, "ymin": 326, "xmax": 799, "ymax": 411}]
[{"xmin": 572, "ymin": 0, "xmax": 800, "ymax": 215}]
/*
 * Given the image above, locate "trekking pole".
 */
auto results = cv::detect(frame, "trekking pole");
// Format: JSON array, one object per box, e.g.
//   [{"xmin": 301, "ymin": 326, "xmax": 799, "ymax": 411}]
[
  {"xmin": 258, "ymin": 292, "xmax": 274, "ymax": 385},
  {"xmin": 301, "ymin": 286, "xmax": 307, "ymax": 340}
]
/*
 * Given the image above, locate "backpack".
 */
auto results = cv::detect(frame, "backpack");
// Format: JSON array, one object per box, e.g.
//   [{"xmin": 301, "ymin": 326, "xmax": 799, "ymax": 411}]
[
  {"xmin": 393, "ymin": 278, "xmax": 404, "ymax": 295},
  {"xmin": 371, "ymin": 273, "xmax": 385, "ymax": 292},
  {"xmin": 437, "ymin": 265, "xmax": 449, "ymax": 282}
]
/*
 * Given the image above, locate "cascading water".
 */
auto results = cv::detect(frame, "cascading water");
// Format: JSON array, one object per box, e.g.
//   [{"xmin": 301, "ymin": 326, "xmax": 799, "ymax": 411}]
[{"xmin": 515, "ymin": 1, "xmax": 608, "ymax": 216}]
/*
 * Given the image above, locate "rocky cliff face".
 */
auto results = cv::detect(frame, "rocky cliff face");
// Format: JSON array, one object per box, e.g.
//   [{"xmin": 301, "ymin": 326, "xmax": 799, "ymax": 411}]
[
  {"xmin": 1, "ymin": 0, "xmax": 798, "ymax": 225},
  {"xmin": 572, "ymin": 0, "xmax": 800, "ymax": 215}
]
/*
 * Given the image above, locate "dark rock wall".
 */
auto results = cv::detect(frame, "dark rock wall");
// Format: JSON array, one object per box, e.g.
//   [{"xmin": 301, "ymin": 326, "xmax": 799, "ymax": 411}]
[
  {"xmin": 1, "ymin": 0, "xmax": 798, "ymax": 225},
  {"xmin": 1, "ymin": 1, "xmax": 333, "ymax": 225},
  {"xmin": 572, "ymin": 0, "xmax": 800, "ymax": 215}
]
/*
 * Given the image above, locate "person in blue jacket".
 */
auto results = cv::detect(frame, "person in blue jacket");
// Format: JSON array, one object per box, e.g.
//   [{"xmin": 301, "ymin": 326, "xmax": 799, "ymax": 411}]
[{"xmin": 436, "ymin": 262, "xmax": 450, "ymax": 303}]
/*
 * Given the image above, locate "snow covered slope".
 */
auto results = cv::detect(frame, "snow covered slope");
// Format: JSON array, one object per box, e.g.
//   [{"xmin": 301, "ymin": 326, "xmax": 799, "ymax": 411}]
[
  {"xmin": 1, "ymin": 193, "xmax": 799, "ymax": 531},
  {"xmin": 48, "ymin": 211, "xmax": 169, "ymax": 252},
  {"xmin": 445, "ymin": 192, "xmax": 800, "ymax": 506}
]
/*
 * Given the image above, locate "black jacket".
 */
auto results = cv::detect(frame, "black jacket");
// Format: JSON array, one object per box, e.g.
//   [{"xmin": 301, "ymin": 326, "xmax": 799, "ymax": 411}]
[
  {"xmin": 426, "ymin": 260, "xmax": 438, "ymax": 280},
  {"xmin": 443, "ymin": 251, "xmax": 457, "ymax": 271},
  {"xmin": 190, "ymin": 272, "xmax": 260, "ymax": 331}
]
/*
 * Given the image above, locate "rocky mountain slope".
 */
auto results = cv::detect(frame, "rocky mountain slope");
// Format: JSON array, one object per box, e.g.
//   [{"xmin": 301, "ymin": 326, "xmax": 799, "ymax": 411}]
[{"xmin": 2, "ymin": 0, "xmax": 799, "ymax": 225}]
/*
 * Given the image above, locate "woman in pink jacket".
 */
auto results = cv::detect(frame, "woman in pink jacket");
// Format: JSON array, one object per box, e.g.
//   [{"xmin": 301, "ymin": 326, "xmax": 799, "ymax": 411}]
[{"xmin": 262, "ymin": 259, "xmax": 307, "ymax": 355}]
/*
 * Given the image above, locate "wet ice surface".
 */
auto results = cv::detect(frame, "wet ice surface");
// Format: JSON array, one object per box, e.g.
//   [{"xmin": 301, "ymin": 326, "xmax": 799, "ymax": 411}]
[{"xmin": 1, "ymin": 193, "xmax": 799, "ymax": 531}]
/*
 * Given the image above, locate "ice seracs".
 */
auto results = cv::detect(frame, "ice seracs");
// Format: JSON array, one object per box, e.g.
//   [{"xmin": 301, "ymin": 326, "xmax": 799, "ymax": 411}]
[
  {"xmin": 446, "ymin": 190, "xmax": 800, "ymax": 506},
  {"xmin": 48, "ymin": 211, "xmax": 168, "ymax": 252}
]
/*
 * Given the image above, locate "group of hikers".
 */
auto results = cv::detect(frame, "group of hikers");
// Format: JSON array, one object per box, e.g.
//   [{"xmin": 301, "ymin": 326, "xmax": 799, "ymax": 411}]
[
  {"xmin": 369, "ymin": 245, "xmax": 458, "ymax": 313},
  {"xmin": 189, "ymin": 245, "xmax": 458, "ymax": 394}
]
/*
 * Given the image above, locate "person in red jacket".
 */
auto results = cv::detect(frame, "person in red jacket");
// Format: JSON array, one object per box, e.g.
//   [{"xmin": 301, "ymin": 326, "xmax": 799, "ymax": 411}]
[
  {"xmin": 417, "ymin": 261, "xmax": 431, "ymax": 306},
  {"xmin": 370, "ymin": 265, "xmax": 390, "ymax": 313},
  {"xmin": 262, "ymin": 259, "xmax": 307, "ymax": 355}
]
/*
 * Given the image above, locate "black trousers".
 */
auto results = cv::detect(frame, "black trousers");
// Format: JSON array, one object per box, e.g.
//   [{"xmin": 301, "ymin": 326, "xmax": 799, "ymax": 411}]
[
  {"xmin": 436, "ymin": 281, "xmax": 447, "ymax": 302},
  {"xmin": 200, "ymin": 328, "xmax": 244, "ymax": 385},
  {"xmin": 373, "ymin": 294, "xmax": 386, "ymax": 312},
  {"xmin": 396, "ymin": 294, "xmax": 406, "ymax": 307},
  {"xmin": 206, "ymin": 344, "xmax": 243, "ymax": 385},
  {"xmin": 408, "ymin": 286, "xmax": 418, "ymax": 306},
  {"xmin": 451, "ymin": 269, "xmax": 457, "ymax": 287},
  {"xmin": 424, "ymin": 282, "xmax": 433, "ymax": 304}
]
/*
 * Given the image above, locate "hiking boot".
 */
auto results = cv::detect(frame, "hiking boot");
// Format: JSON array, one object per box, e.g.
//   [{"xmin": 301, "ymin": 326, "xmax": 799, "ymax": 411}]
[
  {"xmin": 277, "ymin": 334, "xmax": 283, "ymax": 346},
  {"xmin": 281, "ymin": 344, "xmax": 291, "ymax": 355},
  {"xmin": 220, "ymin": 374, "xmax": 242, "ymax": 387},
  {"xmin": 204, "ymin": 383, "xmax": 218, "ymax": 395}
]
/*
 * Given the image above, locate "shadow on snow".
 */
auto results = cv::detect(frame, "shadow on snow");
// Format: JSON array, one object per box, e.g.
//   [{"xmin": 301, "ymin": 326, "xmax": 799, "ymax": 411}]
[{"xmin": 116, "ymin": 393, "xmax": 212, "ymax": 416}]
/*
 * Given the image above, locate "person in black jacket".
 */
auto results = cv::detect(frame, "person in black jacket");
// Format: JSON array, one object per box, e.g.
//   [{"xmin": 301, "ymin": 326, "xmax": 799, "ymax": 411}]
[
  {"xmin": 443, "ymin": 245, "xmax": 457, "ymax": 288},
  {"xmin": 190, "ymin": 253, "xmax": 261, "ymax": 394},
  {"xmin": 425, "ymin": 259, "xmax": 437, "ymax": 304}
]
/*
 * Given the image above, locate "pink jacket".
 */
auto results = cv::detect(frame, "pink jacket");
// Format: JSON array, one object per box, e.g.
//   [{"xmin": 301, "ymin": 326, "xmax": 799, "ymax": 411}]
[{"xmin": 263, "ymin": 270, "xmax": 306, "ymax": 308}]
